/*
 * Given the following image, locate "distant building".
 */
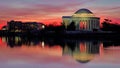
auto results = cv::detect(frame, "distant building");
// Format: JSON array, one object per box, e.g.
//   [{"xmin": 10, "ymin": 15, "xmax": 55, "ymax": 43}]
[
  {"xmin": 7, "ymin": 20, "xmax": 22, "ymax": 32},
  {"xmin": 7, "ymin": 20, "xmax": 45, "ymax": 32},
  {"xmin": 21, "ymin": 22, "xmax": 45, "ymax": 31},
  {"xmin": 62, "ymin": 8, "xmax": 100, "ymax": 31}
]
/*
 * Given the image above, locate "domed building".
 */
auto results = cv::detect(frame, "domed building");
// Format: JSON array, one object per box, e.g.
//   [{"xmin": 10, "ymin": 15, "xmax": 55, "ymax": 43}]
[{"xmin": 62, "ymin": 8, "xmax": 100, "ymax": 31}]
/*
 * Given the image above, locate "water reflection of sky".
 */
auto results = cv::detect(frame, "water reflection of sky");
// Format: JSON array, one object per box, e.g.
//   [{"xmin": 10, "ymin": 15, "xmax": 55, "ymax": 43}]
[{"xmin": 0, "ymin": 37, "xmax": 120, "ymax": 68}]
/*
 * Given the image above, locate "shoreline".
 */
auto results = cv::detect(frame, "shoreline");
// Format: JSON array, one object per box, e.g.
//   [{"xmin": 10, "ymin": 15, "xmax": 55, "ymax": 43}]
[{"xmin": 0, "ymin": 30, "xmax": 120, "ymax": 40}]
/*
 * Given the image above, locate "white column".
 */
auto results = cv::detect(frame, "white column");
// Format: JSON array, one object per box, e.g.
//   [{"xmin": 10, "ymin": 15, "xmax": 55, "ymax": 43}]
[
  {"xmin": 79, "ymin": 20, "xmax": 81, "ymax": 30},
  {"xmin": 93, "ymin": 20, "xmax": 95, "ymax": 29},
  {"xmin": 85, "ymin": 20, "xmax": 87, "ymax": 30},
  {"xmin": 90, "ymin": 20, "xmax": 92, "ymax": 31},
  {"xmin": 95, "ymin": 20, "xmax": 97, "ymax": 29},
  {"xmin": 75, "ymin": 21, "xmax": 77, "ymax": 30},
  {"xmin": 88, "ymin": 20, "xmax": 90, "ymax": 30},
  {"xmin": 93, "ymin": 20, "xmax": 94, "ymax": 30},
  {"xmin": 83, "ymin": 20, "xmax": 85, "ymax": 30},
  {"xmin": 86, "ymin": 20, "xmax": 88, "ymax": 30},
  {"xmin": 94, "ymin": 20, "xmax": 96, "ymax": 29},
  {"xmin": 76, "ymin": 20, "xmax": 79, "ymax": 30},
  {"xmin": 97, "ymin": 20, "xmax": 100, "ymax": 29}
]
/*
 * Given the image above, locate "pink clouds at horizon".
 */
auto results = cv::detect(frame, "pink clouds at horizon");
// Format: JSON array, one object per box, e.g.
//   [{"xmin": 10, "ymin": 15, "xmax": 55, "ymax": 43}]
[{"xmin": 0, "ymin": 0, "xmax": 120, "ymax": 29}]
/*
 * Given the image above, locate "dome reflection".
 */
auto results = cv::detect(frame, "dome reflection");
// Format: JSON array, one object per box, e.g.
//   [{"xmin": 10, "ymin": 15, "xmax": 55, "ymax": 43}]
[{"xmin": 62, "ymin": 41, "xmax": 101, "ymax": 63}]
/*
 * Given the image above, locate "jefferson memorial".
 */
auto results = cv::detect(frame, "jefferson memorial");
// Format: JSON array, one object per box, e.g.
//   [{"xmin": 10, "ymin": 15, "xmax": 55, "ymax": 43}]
[{"xmin": 62, "ymin": 8, "xmax": 100, "ymax": 31}]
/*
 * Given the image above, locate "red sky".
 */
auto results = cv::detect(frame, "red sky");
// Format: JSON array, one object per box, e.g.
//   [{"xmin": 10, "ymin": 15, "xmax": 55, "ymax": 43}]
[{"xmin": 0, "ymin": 0, "xmax": 120, "ymax": 29}]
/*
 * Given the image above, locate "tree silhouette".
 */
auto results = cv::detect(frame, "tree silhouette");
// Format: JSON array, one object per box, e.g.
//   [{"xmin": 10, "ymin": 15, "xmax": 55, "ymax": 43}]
[
  {"xmin": 1, "ymin": 25, "xmax": 7, "ymax": 30},
  {"xmin": 67, "ymin": 21, "xmax": 76, "ymax": 31},
  {"xmin": 101, "ymin": 19, "xmax": 120, "ymax": 32}
]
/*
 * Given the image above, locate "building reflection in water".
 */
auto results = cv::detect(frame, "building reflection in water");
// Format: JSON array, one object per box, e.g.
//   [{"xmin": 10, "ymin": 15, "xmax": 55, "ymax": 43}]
[
  {"xmin": 2, "ymin": 36, "xmax": 42, "ymax": 48},
  {"xmin": 1, "ymin": 36, "xmax": 105, "ymax": 63},
  {"xmin": 63, "ymin": 40, "xmax": 103, "ymax": 63}
]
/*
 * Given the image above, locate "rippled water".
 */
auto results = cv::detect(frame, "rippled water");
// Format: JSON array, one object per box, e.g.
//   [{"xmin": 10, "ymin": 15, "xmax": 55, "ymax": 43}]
[{"xmin": 0, "ymin": 36, "xmax": 120, "ymax": 68}]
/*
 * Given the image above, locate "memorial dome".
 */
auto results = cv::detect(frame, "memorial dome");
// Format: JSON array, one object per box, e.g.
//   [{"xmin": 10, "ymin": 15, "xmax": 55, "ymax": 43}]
[
  {"xmin": 72, "ymin": 8, "xmax": 94, "ymax": 17},
  {"xmin": 75, "ymin": 8, "xmax": 93, "ymax": 14}
]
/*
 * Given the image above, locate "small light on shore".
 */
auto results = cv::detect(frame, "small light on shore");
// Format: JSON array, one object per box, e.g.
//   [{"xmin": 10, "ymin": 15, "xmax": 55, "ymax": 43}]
[
  {"xmin": 42, "ymin": 41, "xmax": 45, "ymax": 48},
  {"xmin": 42, "ymin": 25, "xmax": 45, "ymax": 29}
]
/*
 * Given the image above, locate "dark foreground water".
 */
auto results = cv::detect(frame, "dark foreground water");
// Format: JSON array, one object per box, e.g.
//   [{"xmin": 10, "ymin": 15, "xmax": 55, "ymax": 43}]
[{"xmin": 0, "ymin": 36, "xmax": 120, "ymax": 68}]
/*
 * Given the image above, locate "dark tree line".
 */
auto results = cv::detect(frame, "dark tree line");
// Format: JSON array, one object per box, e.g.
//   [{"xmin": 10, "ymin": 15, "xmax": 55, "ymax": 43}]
[
  {"xmin": 67, "ymin": 21, "xmax": 76, "ymax": 31},
  {"xmin": 101, "ymin": 19, "xmax": 120, "ymax": 32},
  {"xmin": 44, "ymin": 21, "xmax": 76, "ymax": 31},
  {"xmin": 44, "ymin": 24, "xmax": 65, "ymax": 33}
]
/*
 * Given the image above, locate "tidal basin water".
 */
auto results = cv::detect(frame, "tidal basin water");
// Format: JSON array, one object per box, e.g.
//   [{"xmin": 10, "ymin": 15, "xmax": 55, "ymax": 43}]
[{"xmin": 0, "ymin": 36, "xmax": 120, "ymax": 68}]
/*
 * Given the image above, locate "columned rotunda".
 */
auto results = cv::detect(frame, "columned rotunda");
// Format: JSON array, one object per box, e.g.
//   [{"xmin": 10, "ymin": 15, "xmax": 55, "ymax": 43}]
[{"xmin": 62, "ymin": 8, "xmax": 100, "ymax": 31}]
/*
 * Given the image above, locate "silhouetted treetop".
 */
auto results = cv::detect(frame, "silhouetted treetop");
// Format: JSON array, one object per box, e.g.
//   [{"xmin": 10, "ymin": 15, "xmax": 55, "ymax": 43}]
[{"xmin": 101, "ymin": 19, "xmax": 120, "ymax": 32}]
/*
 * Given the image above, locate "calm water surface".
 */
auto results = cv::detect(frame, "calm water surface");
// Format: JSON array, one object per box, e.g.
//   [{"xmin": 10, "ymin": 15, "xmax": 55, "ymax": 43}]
[{"xmin": 0, "ymin": 36, "xmax": 120, "ymax": 68}]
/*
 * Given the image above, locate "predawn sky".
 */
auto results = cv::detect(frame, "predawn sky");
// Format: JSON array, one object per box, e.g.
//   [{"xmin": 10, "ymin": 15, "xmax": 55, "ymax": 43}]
[{"xmin": 0, "ymin": 0, "xmax": 120, "ymax": 28}]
